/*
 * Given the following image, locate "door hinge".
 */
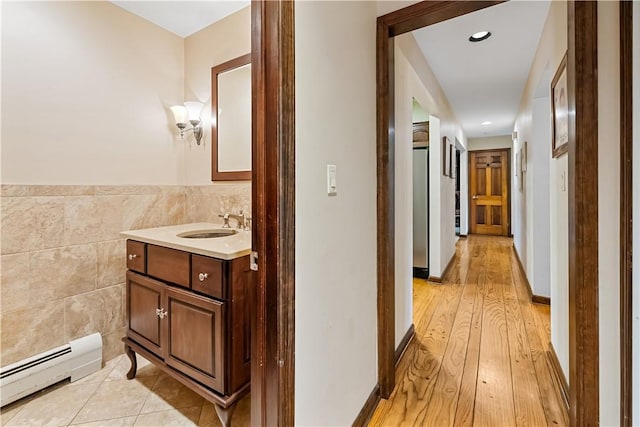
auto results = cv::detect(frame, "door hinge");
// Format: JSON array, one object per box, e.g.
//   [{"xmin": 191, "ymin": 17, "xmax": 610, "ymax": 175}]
[{"xmin": 250, "ymin": 251, "xmax": 258, "ymax": 271}]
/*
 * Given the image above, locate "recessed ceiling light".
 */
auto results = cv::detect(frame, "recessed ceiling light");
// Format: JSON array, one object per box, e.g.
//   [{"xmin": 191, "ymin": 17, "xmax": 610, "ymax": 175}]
[
  {"xmin": 481, "ymin": 121, "xmax": 492, "ymax": 126},
  {"xmin": 469, "ymin": 31, "xmax": 491, "ymax": 42}
]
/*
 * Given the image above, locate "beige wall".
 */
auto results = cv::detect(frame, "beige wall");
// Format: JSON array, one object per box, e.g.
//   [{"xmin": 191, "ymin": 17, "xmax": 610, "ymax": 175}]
[
  {"xmin": 1, "ymin": 1, "xmax": 185, "ymax": 185},
  {"xmin": 0, "ymin": 183, "xmax": 250, "ymax": 365},
  {"xmin": 0, "ymin": 2, "xmax": 252, "ymax": 366},
  {"xmin": 295, "ymin": 1, "xmax": 378, "ymax": 424},
  {"xmin": 597, "ymin": 2, "xmax": 620, "ymax": 424},
  {"xmin": 467, "ymin": 135, "xmax": 512, "ymax": 151},
  {"xmin": 396, "ymin": 34, "xmax": 466, "ymax": 276},
  {"xmin": 184, "ymin": 7, "xmax": 251, "ymax": 185},
  {"xmin": 512, "ymin": 0, "xmax": 568, "ymax": 378},
  {"xmin": 1, "ymin": 2, "xmax": 252, "ymax": 187}
]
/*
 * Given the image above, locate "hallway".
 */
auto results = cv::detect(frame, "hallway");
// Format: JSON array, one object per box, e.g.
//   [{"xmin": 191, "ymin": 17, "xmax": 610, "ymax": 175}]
[{"xmin": 369, "ymin": 236, "xmax": 568, "ymax": 427}]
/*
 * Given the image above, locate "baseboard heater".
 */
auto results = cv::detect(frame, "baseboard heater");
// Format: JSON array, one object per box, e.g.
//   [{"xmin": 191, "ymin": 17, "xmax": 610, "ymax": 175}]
[{"xmin": 0, "ymin": 333, "xmax": 102, "ymax": 407}]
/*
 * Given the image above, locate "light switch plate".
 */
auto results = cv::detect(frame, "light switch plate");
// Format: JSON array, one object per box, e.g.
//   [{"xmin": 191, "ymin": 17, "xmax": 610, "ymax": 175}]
[{"xmin": 327, "ymin": 164, "xmax": 337, "ymax": 196}]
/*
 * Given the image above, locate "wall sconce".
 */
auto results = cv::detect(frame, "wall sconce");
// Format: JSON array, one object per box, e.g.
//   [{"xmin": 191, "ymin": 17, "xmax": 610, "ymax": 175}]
[{"xmin": 170, "ymin": 101, "xmax": 204, "ymax": 145}]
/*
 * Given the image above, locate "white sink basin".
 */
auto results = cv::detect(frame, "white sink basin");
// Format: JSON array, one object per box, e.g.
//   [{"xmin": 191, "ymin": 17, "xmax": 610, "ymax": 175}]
[{"xmin": 176, "ymin": 229, "xmax": 238, "ymax": 239}]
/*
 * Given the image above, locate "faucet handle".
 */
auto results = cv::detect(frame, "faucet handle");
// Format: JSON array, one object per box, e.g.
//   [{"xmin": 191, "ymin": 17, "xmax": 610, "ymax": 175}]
[{"xmin": 218, "ymin": 213, "xmax": 230, "ymax": 228}]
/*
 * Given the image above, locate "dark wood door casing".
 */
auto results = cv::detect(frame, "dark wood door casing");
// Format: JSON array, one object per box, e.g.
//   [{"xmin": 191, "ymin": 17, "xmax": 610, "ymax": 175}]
[
  {"xmin": 251, "ymin": 1, "xmax": 296, "ymax": 426},
  {"xmin": 567, "ymin": 2, "xmax": 599, "ymax": 426},
  {"xmin": 620, "ymin": 1, "xmax": 632, "ymax": 425}
]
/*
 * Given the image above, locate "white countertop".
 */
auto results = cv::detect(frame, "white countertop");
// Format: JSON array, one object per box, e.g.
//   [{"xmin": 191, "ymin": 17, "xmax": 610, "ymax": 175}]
[{"xmin": 121, "ymin": 223, "xmax": 251, "ymax": 260}]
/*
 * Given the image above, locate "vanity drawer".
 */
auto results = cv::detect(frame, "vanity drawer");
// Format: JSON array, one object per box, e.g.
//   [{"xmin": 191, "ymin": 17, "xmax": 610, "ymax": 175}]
[
  {"xmin": 191, "ymin": 255, "xmax": 224, "ymax": 299},
  {"xmin": 147, "ymin": 245, "xmax": 190, "ymax": 288},
  {"xmin": 126, "ymin": 240, "xmax": 146, "ymax": 274}
]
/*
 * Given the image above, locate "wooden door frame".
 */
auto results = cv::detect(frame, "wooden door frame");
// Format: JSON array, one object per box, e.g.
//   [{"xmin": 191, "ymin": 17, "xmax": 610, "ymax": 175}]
[
  {"xmin": 251, "ymin": 1, "xmax": 295, "ymax": 426},
  {"xmin": 620, "ymin": 1, "xmax": 633, "ymax": 425},
  {"xmin": 467, "ymin": 148, "xmax": 511, "ymax": 236},
  {"xmin": 376, "ymin": 2, "xmax": 600, "ymax": 425}
]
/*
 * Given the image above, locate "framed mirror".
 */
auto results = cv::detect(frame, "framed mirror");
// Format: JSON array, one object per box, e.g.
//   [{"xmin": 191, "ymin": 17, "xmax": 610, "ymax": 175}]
[{"xmin": 211, "ymin": 53, "xmax": 252, "ymax": 181}]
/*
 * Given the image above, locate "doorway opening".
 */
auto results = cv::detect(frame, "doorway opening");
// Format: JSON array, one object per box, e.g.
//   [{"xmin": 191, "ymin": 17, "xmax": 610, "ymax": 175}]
[
  {"xmin": 412, "ymin": 99, "xmax": 430, "ymax": 279},
  {"xmin": 375, "ymin": 2, "xmax": 599, "ymax": 426}
]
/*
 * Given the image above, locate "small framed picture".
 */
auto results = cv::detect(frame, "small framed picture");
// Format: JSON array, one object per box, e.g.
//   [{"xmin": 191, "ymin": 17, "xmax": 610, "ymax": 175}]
[
  {"xmin": 451, "ymin": 146, "xmax": 457, "ymax": 180},
  {"xmin": 442, "ymin": 136, "xmax": 450, "ymax": 176},
  {"xmin": 551, "ymin": 52, "xmax": 569, "ymax": 158}
]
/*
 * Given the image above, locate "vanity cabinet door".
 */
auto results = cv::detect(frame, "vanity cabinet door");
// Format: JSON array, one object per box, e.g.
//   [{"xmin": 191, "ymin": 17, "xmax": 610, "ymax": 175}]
[
  {"xmin": 127, "ymin": 271, "xmax": 164, "ymax": 356},
  {"xmin": 164, "ymin": 287, "xmax": 226, "ymax": 393}
]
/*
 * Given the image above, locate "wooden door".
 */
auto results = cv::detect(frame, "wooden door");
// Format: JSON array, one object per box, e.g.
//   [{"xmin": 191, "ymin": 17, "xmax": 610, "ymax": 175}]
[
  {"xmin": 469, "ymin": 150, "xmax": 509, "ymax": 236},
  {"xmin": 127, "ymin": 271, "xmax": 164, "ymax": 355},
  {"xmin": 164, "ymin": 287, "xmax": 226, "ymax": 393}
]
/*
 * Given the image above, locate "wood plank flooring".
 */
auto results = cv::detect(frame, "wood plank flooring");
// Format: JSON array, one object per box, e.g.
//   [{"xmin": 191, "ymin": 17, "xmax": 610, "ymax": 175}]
[{"xmin": 369, "ymin": 236, "xmax": 568, "ymax": 427}]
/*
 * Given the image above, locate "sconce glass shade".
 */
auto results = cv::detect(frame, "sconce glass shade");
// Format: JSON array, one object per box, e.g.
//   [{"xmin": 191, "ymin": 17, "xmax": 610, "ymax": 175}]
[
  {"xmin": 184, "ymin": 101, "xmax": 204, "ymax": 122},
  {"xmin": 170, "ymin": 105, "xmax": 188, "ymax": 125}
]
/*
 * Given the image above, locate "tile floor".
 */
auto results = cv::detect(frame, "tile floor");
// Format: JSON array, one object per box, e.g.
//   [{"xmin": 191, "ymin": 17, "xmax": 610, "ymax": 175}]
[{"xmin": 0, "ymin": 354, "xmax": 250, "ymax": 427}]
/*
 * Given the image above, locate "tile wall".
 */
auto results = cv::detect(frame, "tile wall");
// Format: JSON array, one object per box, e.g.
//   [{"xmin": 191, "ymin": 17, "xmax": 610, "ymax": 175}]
[{"xmin": 0, "ymin": 184, "xmax": 251, "ymax": 366}]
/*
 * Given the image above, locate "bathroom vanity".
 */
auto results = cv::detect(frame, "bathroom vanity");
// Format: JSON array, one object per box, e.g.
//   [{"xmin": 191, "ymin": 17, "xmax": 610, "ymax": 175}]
[{"xmin": 120, "ymin": 223, "xmax": 251, "ymax": 427}]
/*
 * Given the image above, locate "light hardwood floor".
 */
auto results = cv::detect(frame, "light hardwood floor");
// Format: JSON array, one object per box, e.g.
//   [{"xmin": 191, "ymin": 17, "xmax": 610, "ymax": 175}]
[{"xmin": 369, "ymin": 236, "xmax": 568, "ymax": 427}]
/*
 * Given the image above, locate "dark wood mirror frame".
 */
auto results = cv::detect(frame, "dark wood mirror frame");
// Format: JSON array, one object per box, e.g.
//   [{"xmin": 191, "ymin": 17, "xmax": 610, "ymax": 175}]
[{"xmin": 211, "ymin": 53, "xmax": 252, "ymax": 181}]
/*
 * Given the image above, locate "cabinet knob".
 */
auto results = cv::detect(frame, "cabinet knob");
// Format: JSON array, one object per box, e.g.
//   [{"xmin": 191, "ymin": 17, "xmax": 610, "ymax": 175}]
[
  {"xmin": 156, "ymin": 308, "xmax": 167, "ymax": 319},
  {"xmin": 198, "ymin": 272, "xmax": 209, "ymax": 282},
  {"xmin": 128, "ymin": 254, "xmax": 137, "ymax": 261}
]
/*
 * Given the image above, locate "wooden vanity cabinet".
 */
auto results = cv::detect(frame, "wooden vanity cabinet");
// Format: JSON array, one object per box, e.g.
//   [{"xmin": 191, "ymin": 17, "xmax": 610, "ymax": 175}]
[{"xmin": 123, "ymin": 241, "xmax": 250, "ymax": 427}]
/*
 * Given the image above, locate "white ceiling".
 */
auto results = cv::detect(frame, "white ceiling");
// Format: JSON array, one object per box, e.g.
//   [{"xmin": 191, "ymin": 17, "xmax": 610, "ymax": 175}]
[
  {"xmin": 110, "ymin": 1, "xmax": 249, "ymax": 38},
  {"xmin": 412, "ymin": 1, "xmax": 551, "ymax": 138}
]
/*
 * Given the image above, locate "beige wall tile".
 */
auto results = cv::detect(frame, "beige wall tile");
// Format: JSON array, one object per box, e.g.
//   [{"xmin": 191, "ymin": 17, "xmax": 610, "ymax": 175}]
[
  {"xmin": 0, "ymin": 185, "xmax": 28, "ymax": 197},
  {"xmin": 185, "ymin": 184, "xmax": 251, "ymax": 224},
  {"xmin": 30, "ymin": 245, "xmax": 97, "ymax": 304},
  {"xmin": 0, "ymin": 301, "xmax": 65, "ymax": 366},
  {"xmin": 64, "ymin": 196, "xmax": 124, "ymax": 245},
  {"xmin": 0, "ymin": 253, "xmax": 30, "ymax": 313},
  {"xmin": 29, "ymin": 185, "xmax": 96, "ymax": 197},
  {"xmin": 102, "ymin": 326, "xmax": 127, "ymax": 362},
  {"xmin": 97, "ymin": 240, "xmax": 126, "ymax": 289},
  {"xmin": 94, "ymin": 185, "xmax": 172, "ymax": 196},
  {"xmin": 122, "ymin": 193, "xmax": 185, "ymax": 231},
  {"xmin": 65, "ymin": 284, "xmax": 124, "ymax": 342},
  {"xmin": 1, "ymin": 197, "xmax": 65, "ymax": 254}
]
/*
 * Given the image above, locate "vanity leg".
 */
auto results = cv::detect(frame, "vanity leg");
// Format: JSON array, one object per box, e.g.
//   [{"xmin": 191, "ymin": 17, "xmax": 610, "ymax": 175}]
[
  {"xmin": 213, "ymin": 403, "xmax": 237, "ymax": 427},
  {"xmin": 124, "ymin": 343, "xmax": 137, "ymax": 380}
]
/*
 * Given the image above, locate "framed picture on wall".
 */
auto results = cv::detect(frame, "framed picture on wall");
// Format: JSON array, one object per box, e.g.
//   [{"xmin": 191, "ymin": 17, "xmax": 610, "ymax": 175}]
[
  {"xmin": 450, "ymin": 145, "xmax": 456, "ymax": 179},
  {"xmin": 518, "ymin": 148, "xmax": 524, "ymax": 192},
  {"xmin": 442, "ymin": 136, "xmax": 450, "ymax": 176},
  {"xmin": 551, "ymin": 52, "xmax": 569, "ymax": 158}
]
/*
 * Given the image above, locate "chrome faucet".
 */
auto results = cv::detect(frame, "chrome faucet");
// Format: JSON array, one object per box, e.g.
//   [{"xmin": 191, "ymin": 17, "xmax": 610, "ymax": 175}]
[{"xmin": 218, "ymin": 210, "xmax": 251, "ymax": 230}]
